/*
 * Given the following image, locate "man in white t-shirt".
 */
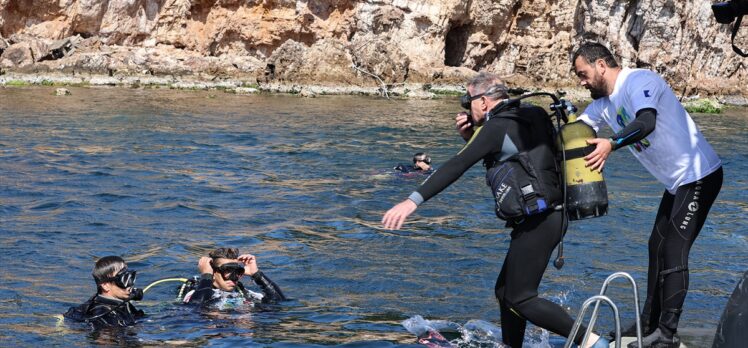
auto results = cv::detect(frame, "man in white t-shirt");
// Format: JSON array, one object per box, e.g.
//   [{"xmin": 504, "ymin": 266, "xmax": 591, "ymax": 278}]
[{"xmin": 572, "ymin": 42, "xmax": 723, "ymax": 348}]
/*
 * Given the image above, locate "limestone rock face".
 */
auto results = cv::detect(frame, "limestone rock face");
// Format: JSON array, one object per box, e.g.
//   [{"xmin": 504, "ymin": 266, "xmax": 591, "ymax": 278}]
[{"xmin": 0, "ymin": 0, "xmax": 745, "ymax": 95}]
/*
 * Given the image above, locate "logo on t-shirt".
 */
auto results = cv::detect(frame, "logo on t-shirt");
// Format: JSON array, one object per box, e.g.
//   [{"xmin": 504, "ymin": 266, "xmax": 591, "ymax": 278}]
[
  {"xmin": 616, "ymin": 107, "xmax": 651, "ymax": 152},
  {"xmin": 644, "ymin": 90, "xmax": 651, "ymax": 98}
]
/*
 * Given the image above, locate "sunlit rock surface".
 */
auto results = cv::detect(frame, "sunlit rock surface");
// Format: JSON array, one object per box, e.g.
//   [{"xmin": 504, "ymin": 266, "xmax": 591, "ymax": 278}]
[{"xmin": 0, "ymin": 0, "xmax": 745, "ymax": 95}]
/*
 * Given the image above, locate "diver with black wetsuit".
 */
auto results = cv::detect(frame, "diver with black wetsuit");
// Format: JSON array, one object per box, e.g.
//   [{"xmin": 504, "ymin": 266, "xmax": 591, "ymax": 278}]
[
  {"xmin": 182, "ymin": 248, "xmax": 286, "ymax": 307},
  {"xmin": 66, "ymin": 293, "xmax": 145, "ymax": 329},
  {"xmin": 64, "ymin": 256, "xmax": 145, "ymax": 329},
  {"xmin": 394, "ymin": 152, "xmax": 434, "ymax": 175},
  {"xmin": 382, "ymin": 72, "xmax": 608, "ymax": 348}
]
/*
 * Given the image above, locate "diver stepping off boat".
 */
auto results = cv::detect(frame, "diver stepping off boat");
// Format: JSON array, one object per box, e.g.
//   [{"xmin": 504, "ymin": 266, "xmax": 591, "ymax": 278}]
[{"xmin": 383, "ymin": 72, "xmax": 610, "ymax": 348}]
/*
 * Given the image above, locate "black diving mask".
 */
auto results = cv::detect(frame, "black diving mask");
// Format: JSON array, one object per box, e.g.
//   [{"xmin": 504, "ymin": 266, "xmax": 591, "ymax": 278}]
[
  {"xmin": 460, "ymin": 92, "xmax": 485, "ymax": 110},
  {"xmin": 100, "ymin": 269, "xmax": 137, "ymax": 289},
  {"xmin": 213, "ymin": 262, "xmax": 245, "ymax": 282}
]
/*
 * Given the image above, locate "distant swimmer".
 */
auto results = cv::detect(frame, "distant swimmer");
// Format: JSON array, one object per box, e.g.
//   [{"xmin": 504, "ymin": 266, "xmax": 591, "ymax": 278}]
[
  {"xmin": 572, "ymin": 42, "xmax": 723, "ymax": 348},
  {"xmin": 181, "ymin": 247, "xmax": 286, "ymax": 309},
  {"xmin": 394, "ymin": 152, "xmax": 434, "ymax": 175},
  {"xmin": 63, "ymin": 256, "xmax": 144, "ymax": 329}
]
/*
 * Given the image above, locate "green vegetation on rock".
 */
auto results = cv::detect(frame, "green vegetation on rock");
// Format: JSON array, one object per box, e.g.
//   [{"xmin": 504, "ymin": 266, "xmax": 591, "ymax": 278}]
[{"xmin": 684, "ymin": 98, "xmax": 723, "ymax": 114}]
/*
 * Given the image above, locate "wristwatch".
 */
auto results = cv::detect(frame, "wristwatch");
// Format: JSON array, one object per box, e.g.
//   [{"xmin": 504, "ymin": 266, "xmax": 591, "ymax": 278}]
[{"xmin": 608, "ymin": 138, "xmax": 617, "ymax": 151}]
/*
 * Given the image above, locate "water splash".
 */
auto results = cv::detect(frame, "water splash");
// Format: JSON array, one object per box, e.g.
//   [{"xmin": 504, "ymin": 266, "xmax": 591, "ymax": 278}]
[{"xmin": 404, "ymin": 315, "xmax": 558, "ymax": 348}]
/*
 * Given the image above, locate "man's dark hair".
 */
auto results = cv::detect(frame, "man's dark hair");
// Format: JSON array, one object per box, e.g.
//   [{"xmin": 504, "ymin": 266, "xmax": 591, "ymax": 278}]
[
  {"xmin": 92, "ymin": 256, "xmax": 126, "ymax": 292},
  {"xmin": 209, "ymin": 248, "xmax": 239, "ymax": 261},
  {"xmin": 572, "ymin": 42, "xmax": 619, "ymax": 68}
]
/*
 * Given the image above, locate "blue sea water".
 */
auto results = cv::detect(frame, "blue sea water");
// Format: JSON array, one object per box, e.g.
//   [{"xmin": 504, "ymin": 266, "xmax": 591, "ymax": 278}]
[{"xmin": 0, "ymin": 87, "xmax": 745, "ymax": 347}]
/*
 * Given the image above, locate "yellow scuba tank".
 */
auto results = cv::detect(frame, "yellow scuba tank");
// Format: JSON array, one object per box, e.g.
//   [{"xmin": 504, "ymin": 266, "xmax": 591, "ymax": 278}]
[{"xmin": 557, "ymin": 113, "xmax": 608, "ymax": 220}]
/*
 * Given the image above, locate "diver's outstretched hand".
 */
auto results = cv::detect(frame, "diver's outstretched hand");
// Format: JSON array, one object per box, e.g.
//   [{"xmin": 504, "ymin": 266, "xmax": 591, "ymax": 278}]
[
  {"xmin": 382, "ymin": 199, "xmax": 417, "ymax": 230},
  {"xmin": 237, "ymin": 254, "xmax": 259, "ymax": 276}
]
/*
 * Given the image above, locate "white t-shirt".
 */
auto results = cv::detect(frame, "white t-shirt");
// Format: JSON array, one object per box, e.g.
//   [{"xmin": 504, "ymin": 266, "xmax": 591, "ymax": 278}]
[{"xmin": 578, "ymin": 68, "xmax": 721, "ymax": 193}]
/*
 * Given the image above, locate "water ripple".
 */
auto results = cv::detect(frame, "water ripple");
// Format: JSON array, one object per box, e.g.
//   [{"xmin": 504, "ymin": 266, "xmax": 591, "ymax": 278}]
[{"xmin": 0, "ymin": 87, "xmax": 746, "ymax": 347}]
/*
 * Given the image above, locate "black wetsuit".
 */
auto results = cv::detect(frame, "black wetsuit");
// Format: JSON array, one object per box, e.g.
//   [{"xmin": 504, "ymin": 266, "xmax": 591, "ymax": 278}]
[
  {"xmin": 635, "ymin": 168, "xmax": 723, "ymax": 337},
  {"xmin": 407, "ymin": 102, "xmax": 586, "ymax": 347},
  {"xmin": 186, "ymin": 271, "xmax": 286, "ymax": 306},
  {"xmin": 64, "ymin": 295, "xmax": 144, "ymax": 329}
]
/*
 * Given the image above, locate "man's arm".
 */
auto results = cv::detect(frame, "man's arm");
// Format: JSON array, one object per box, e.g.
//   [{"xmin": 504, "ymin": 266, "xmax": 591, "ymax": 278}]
[
  {"xmin": 250, "ymin": 271, "xmax": 287, "ymax": 303},
  {"xmin": 609, "ymin": 108, "xmax": 657, "ymax": 150},
  {"xmin": 187, "ymin": 257, "xmax": 216, "ymax": 305},
  {"xmin": 236, "ymin": 254, "xmax": 287, "ymax": 303},
  {"xmin": 409, "ymin": 121, "xmax": 505, "ymax": 205},
  {"xmin": 584, "ymin": 108, "xmax": 657, "ymax": 171},
  {"xmin": 576, "ymin": 101, "xmax": 606, "ymax": 132},
  {"xmin": 383, "ymin": 121, "xmax": 504, "ymax": 229}
]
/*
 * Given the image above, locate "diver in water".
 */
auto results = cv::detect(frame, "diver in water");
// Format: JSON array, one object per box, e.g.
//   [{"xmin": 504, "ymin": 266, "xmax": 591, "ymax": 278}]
[
  {"xmin": 382, "ymin": 72, "xmax": 609, "ymax": 348},
  {"xmin": 394, "ymin": 152, "xmax": 434, "ymax": 174},
  {"xmin": 64, "ymin": 256, "xmax": 144, "ymax": 329},
  {"xmin": 182, "ymin": 248, "xmax": 286, "ymax": 308},
  {"xmin": 572, "ymin": 42, "xmax": 723, "ymax": 347}
]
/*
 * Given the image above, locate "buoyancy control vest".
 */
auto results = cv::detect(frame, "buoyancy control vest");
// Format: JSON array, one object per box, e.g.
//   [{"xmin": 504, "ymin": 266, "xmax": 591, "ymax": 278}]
[{"xmin": 484, "ymin": 102, "xmax": 563, "ymax": 221}]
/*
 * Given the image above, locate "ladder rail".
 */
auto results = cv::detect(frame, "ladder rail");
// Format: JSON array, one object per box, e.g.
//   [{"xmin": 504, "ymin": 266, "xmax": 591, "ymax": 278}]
[
  {"xmin": 564, "ymin": 295, "xmax": 622, "ymax": 348},
  {"xmin": 584, "ymin": 272, "xmax": 643, "ymax": 348}
]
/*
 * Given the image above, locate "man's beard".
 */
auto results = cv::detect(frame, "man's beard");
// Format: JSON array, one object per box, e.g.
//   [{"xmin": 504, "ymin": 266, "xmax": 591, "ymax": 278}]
[{"xmin": 588, "ymin": 75, "xmax": 607, "ymax": 100}]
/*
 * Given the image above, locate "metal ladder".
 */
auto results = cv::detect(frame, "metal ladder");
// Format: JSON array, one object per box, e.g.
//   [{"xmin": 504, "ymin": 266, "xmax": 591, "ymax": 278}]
[{"xmin": 563, "ymin": 272, "xmax": 644, "ymax": 348}]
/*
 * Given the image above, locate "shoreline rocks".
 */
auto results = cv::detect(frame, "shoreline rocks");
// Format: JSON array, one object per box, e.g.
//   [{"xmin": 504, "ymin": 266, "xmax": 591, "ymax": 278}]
[
  {"xmin": 3, "ymin": 71, "xmax": 745, "ymax": 108},
  {"xmin": 0, "ymin": 1, "xmax": 745, "ymax": 102}
]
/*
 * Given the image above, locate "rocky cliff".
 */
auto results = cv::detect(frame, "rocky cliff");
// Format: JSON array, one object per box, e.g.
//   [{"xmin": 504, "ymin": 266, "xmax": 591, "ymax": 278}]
[{"xmin": 0, "ymin": 0, "xmax": 745, "ymax": 97}]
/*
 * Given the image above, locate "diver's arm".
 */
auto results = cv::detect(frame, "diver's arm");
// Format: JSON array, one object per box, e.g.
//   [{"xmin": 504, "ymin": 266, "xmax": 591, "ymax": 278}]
[
  {"xmin": 410, "ymin": 121, "xmax": 504, "ymax": 205},
  {"xmin": 186, "ymin": 273, "xmax": 215, "ymax": 304},
  {"xmin": 584, "ymin": 108, "xmax": 657, "ymax": 172},
  {"xmin": 250, "ymin": 271, "xmax": 287, "ymax": 303},
  {"xmin": 608, "ymin": 108, "xmax": 657, "ymax": 150}
]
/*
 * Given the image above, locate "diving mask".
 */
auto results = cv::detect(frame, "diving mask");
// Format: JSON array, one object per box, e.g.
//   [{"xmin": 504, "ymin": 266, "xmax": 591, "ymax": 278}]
[
  {"xmin": 460, "ymin": 92, "xmax": 484, "ymax": 110},
  {"xmin": 213, "ymin": 262, "xmax": 245, "ymax": 281},
  {"xmin": 100, "ymin": 269, "xmax": 137, "ymax": 289}
]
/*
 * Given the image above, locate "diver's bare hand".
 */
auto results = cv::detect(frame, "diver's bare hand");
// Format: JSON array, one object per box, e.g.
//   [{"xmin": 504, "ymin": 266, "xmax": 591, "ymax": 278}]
[
  {"xmin": 382, "ymin": 199, "xmax": 417, "ymax": 230},
  {"xmin": 455, "ymin": 112, "xmax": 474, "ymax": 141},
  {"xmin": 198, "ymin": 257, "xmax": 213, "ymax": 275},
  {"xmin": 238, "ymin": 254, "xmax": 259, "ymax": 276},
  {"xmin": 584, "ymin": 138, "xmax": 612, "ymax": 173}
]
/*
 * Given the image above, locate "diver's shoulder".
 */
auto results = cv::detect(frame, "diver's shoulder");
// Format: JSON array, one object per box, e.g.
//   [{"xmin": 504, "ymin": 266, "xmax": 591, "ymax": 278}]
[{"xmin": 623, "ymin": 68, "xmax": 663, "ymax": 82}]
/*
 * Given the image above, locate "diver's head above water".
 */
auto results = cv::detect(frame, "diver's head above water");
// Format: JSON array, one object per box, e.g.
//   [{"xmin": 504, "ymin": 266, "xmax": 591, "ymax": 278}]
[
  {"xmin": 412, "ymin": 152, "xmax": 432, "ymax": 171},
  {"xmin": 462, "ymin": 72, "xmax": 510, "ymax": 127},
  {"xmin": 92, "ymin": 255, "xmax": 136, "ymax": 301},
  {"xmin": 199, "ymin": 247, "xmax": 258, "ymax": 292}
]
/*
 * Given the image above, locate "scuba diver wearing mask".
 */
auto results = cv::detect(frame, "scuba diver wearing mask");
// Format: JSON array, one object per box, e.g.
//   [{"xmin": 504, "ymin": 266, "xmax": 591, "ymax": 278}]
[
  {"xmin": 63, "ymin": 256, "xmax": 145, "ymax": 329},
  {"xmin": 394, "ymin": 152, "xmax": 434, "ymax": 174},
  {"xmin": 181, "ymin": 248, "xmax": 286, "ymax": 308},
  {"xmin": 383, "ymin": 72, "xmax": 610, "ymax": 348}
]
